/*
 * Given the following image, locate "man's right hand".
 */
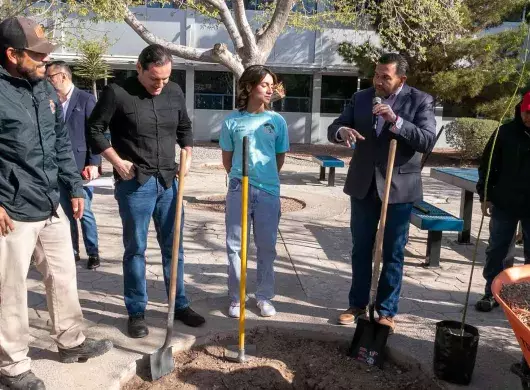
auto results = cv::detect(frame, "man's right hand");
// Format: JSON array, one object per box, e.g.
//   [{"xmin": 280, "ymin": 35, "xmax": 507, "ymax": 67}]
[
  {"xmin": 338, "ymin": 127, "xmax": 365, "ymax": 148},
  {"xmin": 0, "ymin": 207, "xmax": 14, "ymax": 236},
  {"xmin": 114, "ymin": 159, "xmax": 135, "ymax": 180},
  {"xmin": 481, "ymin": 201, "xmax": 493, "ymax": 217}
]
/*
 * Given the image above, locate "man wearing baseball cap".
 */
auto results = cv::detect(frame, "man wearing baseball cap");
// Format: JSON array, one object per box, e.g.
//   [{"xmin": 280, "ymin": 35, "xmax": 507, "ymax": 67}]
[
  {"xmin": 0, "ymin": 17, "xmax": 112, "ymax": 389},
  {"xmin": 475, "ymin": 91, "xmax": 530, "ymax": 312}
]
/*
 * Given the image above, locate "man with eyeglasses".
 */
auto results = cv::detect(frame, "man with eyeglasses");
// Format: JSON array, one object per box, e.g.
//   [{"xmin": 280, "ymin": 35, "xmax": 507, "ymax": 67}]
[
  {"xmin": 0, "ymin": 17, "xmax": 112, "ymax": 390},
  {"xmin": 46, "ymin": 61, "xmax": 102, "ymax": 270}
]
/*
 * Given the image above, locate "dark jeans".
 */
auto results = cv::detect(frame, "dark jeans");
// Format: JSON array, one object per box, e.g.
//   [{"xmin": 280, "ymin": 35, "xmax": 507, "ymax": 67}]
[
  {"xmin": 349, "ymin": 188, "xmax": 413, "ymax": 317},
  {"xmin": 114, "ymin": 176, "xmax": 188, "ymax": 316},
  {"xmin": 59, "ymin": 183, "xmax": 99, "ymax": 257},
  {"xmin": 483, "ymin": 206, "xmax": 530, "ymax": 296}
]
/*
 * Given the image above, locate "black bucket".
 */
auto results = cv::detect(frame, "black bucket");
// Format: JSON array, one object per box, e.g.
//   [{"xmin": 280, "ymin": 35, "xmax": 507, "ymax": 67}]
[{"xmin": 433, "ymin": 320, "xmax": 479, "ymax": 385}]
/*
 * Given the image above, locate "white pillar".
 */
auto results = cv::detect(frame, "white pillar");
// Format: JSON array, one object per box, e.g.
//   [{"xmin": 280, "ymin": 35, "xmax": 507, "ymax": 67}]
[
  {"xmin": 309, "ymin": 73, "xmax": 322, "ymax": 144},
  {"xmin": 186, "ymin": 67, "xmax": 195, "ymax": 132}
]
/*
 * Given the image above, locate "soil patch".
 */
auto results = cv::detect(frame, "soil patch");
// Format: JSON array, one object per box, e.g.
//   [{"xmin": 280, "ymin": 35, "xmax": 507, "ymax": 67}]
[
  {"xmin": 186, "ymin": 195, "xmax": 306, "ymax": 213},
  {"xmin": 500, "ymin": 281, "xmax": 530, "ymax": 328},
  {"xmin": 123, "ymin": 329, "xmax": 442, "ymax": 390}
]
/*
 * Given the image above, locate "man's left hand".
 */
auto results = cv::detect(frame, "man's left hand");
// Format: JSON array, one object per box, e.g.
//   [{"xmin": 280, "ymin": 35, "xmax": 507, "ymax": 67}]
[
  {"xmin": 71, "ymin": 198, "xmax": 85, "ymax": 220},
  {"xmin": 373, "ymin": 104, "xmax": 397, "ymax": 123},
  {"xmin": 83, "ymin": 165, "xmax": 100, "ymax": 181}
]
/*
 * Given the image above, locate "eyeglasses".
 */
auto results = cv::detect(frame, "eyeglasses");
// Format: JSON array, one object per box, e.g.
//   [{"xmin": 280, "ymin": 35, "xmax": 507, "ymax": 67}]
[{"xmin": 46, "ymin": 72, "xmax": 64, "ymax": 80}]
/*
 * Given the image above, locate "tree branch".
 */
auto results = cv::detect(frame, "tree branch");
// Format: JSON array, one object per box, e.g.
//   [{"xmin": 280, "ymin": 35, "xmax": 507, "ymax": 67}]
[
  {"xmin": 256, "ymin": 0, "xmax": 295, "ymax": 57},
  {"xmin": 123, "ymin": 9, "xmax": 244, "ymax": 76},
  {"xmin": 198, "ymin": 0, "xmax": 245, "ymax": 50},
  {"xmin": 232, "ymin": 0, "xmax": 258, "ymax": 56}
]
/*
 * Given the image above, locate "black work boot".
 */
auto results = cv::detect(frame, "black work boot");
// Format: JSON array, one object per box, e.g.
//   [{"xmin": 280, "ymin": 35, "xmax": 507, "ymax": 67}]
[
  {"xmin": 0, "ymin": 371, "xmax": 45, "ymax": 390},
  {"xmin": 174, "ymin": 306, "xmax": 205, "ymax": 327},
  {"xmin": 87, "ymin": 255, "xmax": 100, "ymax": 270},
  {"xmin": 475, "ymin": 294, "xmax": 499, "ymax": 312},
  {"xmin": 127, "ymin": 315, "xmax": 149, "ymax": 338},
  {"xmin": 57, "ymin": 338, "xmax": 113, "ymax": 363}
]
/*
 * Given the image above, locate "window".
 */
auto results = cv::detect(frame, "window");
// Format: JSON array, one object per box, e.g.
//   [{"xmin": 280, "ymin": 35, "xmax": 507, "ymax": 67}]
[
  {"xmin": 321, "ymin": 75, "xmax": 357, "ymax": 114},
  {"xmin": 359, "ymin": 78, "xmax": 371, "ymax": 90},
  {"xmin": 272, "ymin": 73, "xmax": 312, "ymax": 113},
  {"xmin": 194, "ymin": 71, "xmax": 233, "ymax": 110},
  {"xmin": 110, "ymin": 69, "xmax": 186, "ymax": 95}
]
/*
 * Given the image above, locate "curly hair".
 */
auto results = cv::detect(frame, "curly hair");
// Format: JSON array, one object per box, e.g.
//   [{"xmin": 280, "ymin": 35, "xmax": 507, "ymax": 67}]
[{"xmin": 236, "ymin": 65, "xmax": 278, "ymax": 111}]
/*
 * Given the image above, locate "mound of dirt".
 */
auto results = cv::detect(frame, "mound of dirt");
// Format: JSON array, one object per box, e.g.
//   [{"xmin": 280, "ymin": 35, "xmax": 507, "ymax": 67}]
[
  {"xmin": 123, "ymin": 329, "xmax": 442, "ymax": 390},
  {"xmin": 186, "ymin": 195, "xmax": 305, "ymax": 214}
]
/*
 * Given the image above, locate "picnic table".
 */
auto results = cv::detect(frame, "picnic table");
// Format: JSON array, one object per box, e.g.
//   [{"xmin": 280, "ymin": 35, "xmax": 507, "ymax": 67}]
[{"xmin": 430, "ymin": 167, "xmax": 478, "ymax": 244}]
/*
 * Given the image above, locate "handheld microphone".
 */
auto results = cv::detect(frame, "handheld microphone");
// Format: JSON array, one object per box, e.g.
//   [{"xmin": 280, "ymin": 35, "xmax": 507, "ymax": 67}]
[{"xmin": 372, "ymin": 96, "xmax": 382, "ymax": 131}]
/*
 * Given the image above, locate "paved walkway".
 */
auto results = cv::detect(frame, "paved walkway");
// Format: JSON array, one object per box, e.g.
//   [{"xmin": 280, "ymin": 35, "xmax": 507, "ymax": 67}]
[{"xmin": 14, "ymin": 153, "xmax": 527, "ymax": 390}]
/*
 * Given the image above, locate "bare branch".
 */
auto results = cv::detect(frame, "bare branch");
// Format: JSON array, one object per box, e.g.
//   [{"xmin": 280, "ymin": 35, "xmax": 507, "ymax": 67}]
[
  {"xmin": 256, "ymin": 0, "xmax": 295, "ymax": 57},
  {"xmin": 198, "ymin": 0, "xmax": 245, "ymax": 50},
  {"xmin": 123, "ymin": 8, "xmax": 244, "ymax": 75},
  {"xmin": 232, "ymin": 0, "xmax": 258, "ymax": 55}
]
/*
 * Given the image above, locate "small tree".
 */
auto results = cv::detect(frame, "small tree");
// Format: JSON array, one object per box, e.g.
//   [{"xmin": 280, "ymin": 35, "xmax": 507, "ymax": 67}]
[
  {"xmin": 73, "ymin": 39, "xmax": 112, "ymax": 98},
  {"xmin": 445, "ymin": 118, "xmax": 499, "ymax": 160}
]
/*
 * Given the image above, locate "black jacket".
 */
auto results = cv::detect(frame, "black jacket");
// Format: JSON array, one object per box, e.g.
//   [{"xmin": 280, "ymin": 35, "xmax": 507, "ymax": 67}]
[
  {"xmin": 88, "ymin": 77, "xmax": 193, "ymax": 188},
  {"xmin": 477, "ymin": 104, "xmax": 530, "ymax": 217},
  {"xmin": 0, "ymin": 66, "xmax": 84, "ymax": 222}
]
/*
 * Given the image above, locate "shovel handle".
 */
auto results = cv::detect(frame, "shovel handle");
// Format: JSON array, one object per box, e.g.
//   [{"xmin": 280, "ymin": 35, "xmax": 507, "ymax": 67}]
[
  {"xmin": 239, "ymin": 136, "xmax": 249, "ymax": 353},
  {"xmin": 369, "ymin": 139, "xmax": 397, "ymax": 307},
  {"xmin": 162, "ymin": 148, "xmax": 187, "ymax": 349}
]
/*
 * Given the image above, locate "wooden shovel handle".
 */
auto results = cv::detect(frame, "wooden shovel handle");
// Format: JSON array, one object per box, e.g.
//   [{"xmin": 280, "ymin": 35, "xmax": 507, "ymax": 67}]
[{"xmin": 369, "ymin": 139, "xmax": 398, "ymax": 306}]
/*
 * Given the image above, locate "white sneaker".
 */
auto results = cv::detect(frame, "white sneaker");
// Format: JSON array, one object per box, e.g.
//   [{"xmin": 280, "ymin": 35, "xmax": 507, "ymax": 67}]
[
  {"xmin": 228, "ymin": 301, "xmax": 240, "ymax": 318},
  {"xmin": 257, "ymin": 300, "xmax": 276, "ymax": 317}
]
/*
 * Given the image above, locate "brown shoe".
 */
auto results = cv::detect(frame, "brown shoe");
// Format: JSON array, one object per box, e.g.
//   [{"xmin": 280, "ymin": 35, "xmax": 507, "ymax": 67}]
[
  {"xmin": 378, "ymin": 316, "xmax": 396, "ymax": 334},
  {"xmin": 338, "ymin": 307, "xmax": 367, "ymax": 325}
]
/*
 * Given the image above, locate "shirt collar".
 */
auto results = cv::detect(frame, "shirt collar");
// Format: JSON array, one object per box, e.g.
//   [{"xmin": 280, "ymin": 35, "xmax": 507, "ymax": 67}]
[{"xmin": 387, "ymin": 84, "xmax": 404, "ymax": 100}]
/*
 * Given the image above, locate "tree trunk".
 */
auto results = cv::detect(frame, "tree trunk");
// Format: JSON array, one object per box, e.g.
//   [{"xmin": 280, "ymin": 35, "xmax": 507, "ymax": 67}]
[{"xmin": 92, "ymin": 80, "xmax": 97, "ymax": 99}]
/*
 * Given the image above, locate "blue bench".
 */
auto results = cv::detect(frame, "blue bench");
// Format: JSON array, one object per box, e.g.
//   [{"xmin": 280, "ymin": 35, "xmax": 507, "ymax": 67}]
[
  {"xmin": 312, "ymin": 155, "xmax": 345, "ymax": 187},
  {"xmin": 410, "ymin": 200, "xmax": 464, "ymax": 267}
]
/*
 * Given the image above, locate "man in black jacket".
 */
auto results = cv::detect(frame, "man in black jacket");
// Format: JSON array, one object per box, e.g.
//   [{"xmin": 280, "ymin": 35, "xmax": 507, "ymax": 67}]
[
  {"xmin": 0, "ymin": 17, "xmax": 112, "ymax": 390},
  {"xmin": 475, "ymin": 93, "xmax": 530, "ymax": 312},
  {"xmin": 88, "ymin": 44, "xmax": 205, "ymax": 339}
]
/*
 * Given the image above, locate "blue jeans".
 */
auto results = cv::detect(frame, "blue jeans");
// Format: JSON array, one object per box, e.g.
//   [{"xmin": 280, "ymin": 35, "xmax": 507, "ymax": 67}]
[
  {"xmin": 225, "ymin": 178, "xmax": 281, "ymax": 302},
  {"xmin": 349, "ymin": 189, "xmax": 413, "ymax": 317},
  {"xmin": 483, "ymin": 206, "xmax": 530, "ymax": 296},
  {"xmin": 114, "ymin": 176, "xmax": 188, "ymax": 316},
  {"xmin": 59, "ymin": 183, "xmax": 99, "ymax": 257}
]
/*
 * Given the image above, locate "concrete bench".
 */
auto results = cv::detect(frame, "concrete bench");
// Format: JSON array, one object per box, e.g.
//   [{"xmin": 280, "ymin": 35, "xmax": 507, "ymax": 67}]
[
  {"xmin": 410, "ymin": 200, "xmax": 464, "ymax": 267},
  {"xmin": 312, "ymin": 155, "xmax": 345, "ymax": 187}
]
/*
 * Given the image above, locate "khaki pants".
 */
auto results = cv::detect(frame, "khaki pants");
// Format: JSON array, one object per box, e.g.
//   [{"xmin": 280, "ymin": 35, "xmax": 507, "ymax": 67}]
[{"xmin": 0, "ymin": 206, "xmax": 85, "ymax": 376}]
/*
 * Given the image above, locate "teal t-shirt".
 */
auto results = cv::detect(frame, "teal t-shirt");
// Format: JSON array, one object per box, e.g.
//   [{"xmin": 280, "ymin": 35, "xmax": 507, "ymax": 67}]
[{"xmin": 219, "ymin": 110, "xmax": 290, "ymax": 196}]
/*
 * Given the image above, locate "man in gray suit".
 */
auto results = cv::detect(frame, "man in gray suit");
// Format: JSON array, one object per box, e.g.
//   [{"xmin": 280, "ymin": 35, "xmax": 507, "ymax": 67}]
[{"xmin": 328, "ymin": 53, "xmax": 436, "ymax": 333}]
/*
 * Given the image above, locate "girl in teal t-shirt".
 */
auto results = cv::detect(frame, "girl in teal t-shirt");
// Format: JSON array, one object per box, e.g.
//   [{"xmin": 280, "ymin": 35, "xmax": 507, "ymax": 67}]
[{"xmin": 219, "ymin": 65, "xmax": 289, "ymax": 318}]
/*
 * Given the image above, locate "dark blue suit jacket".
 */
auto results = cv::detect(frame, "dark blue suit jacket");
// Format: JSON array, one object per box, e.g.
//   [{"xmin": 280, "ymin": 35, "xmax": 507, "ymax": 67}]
[
  {"xmin": 65, "ymin": 87, "xmax": 101, "ymax": 172},
  {"xmin": 328, "ymin": 85, "xmax": 436, "ymax": 204}
]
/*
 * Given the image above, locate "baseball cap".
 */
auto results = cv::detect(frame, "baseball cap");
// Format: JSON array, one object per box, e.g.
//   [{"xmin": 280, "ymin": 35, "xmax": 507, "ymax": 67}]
[
  {"xmin": 521, "ymin": 92, "xmax": 530, "ymax": 113},
  {"xmin": 0, "ymin": 17, "xmax": 56, "ymax": 54}
]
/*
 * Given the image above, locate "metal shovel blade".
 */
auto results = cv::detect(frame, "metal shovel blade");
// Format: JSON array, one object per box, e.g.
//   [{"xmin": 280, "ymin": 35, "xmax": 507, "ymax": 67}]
[
  {"xmin": 349, "ymin": 317, "xmax": 390, "ymax": 368},
  {"xmin": 224, "ymin": 344, "xmax": 257, "ymax": 363},
  {"xmin": 150, "ymin": 346, "xmax": 174, "ymax": 381}
]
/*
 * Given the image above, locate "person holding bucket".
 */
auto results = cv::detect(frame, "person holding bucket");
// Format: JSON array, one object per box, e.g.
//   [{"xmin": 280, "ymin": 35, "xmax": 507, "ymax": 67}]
[
  {"xmin": 475, "ymin": 94, "xmax": 530, "ymax": 312},
  {"xmin": 219, "ymin": 65, "xmax": 289, "ymax": 318},
  {"xmin": 327, "ymin": 53, "xmax": 437, "ymax": 333}
]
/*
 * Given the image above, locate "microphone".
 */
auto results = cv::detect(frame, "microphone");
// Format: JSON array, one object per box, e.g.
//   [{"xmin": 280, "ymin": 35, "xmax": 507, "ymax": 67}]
[{"xmin": 372, "ymin": 96, "xmax": 382, "ymax": 132}]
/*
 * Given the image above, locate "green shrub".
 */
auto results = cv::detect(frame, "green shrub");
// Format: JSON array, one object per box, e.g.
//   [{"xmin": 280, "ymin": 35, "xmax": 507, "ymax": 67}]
[{"xmin": 445, "ymin": 118, "xmax": 499, "ymax": 160}]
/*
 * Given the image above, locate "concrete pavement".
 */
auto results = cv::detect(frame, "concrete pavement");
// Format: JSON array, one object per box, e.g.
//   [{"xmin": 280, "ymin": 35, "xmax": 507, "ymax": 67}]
[{"xmin": 14, "ymin": 155, "xmax": 527, "ymax": 390}]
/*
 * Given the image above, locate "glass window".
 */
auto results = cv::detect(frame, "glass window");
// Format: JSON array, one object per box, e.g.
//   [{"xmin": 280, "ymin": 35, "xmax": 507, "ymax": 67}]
[
  {"xmin": 272, "ymin": 73, "xmax": 312, "ymax": 113},
  {"xmin": 321, "ymin": 75, "xmax": 357, "ymax": 114},
  {"xmin": 194, "ymin": 71, "xmax": 233, "ymax": 110},
  {"xmin": 359, "ymin": 78, "xmax": 371, "ymax": 90}
]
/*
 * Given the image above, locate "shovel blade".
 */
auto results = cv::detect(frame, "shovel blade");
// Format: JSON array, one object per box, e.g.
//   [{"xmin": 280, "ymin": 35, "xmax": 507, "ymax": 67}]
[
  {"xmin": 349, "ymin": 318, "xmax": 390, "ymax": 368},
  {"xmin": 150, "ymin": 346, "xmax": 174, "ymax": 381}
]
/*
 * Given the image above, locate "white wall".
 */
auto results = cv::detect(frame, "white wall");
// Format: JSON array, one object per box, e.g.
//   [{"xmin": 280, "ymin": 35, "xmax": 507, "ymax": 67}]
[
  {"xmin": 193, "ymin": 110, "xmax": 228, "ymax": 141},
  {"xmin": 281, "ymin": 112, "xmax": 312, "ymax": 143}
]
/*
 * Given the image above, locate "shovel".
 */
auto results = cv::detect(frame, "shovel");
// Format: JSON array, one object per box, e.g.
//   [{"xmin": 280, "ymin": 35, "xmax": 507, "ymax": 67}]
[
  {"xmin": 350, "ymin": 139, "xmax": 397, "ymax": 368},
  {"xmin": 224, "ymin": 136, "xmax": 257, "ymax": 362},
  {"xmin": 150, "ymin": 148, "xmax": 188, "ymax": 381}
]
